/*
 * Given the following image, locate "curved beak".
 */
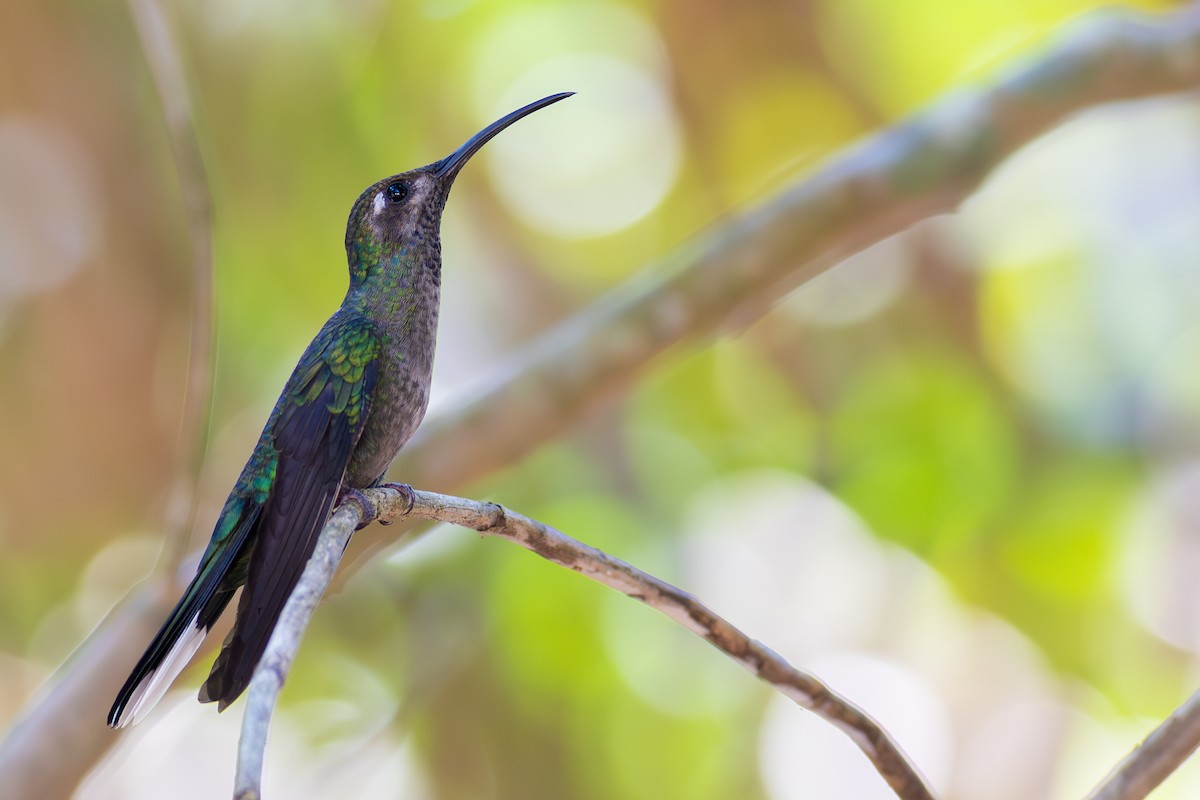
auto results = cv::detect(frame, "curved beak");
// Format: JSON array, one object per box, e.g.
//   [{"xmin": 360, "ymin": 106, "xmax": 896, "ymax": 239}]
[{"xmin": 435, "ymin": 92, "xmax": 574, "ymax": 179}]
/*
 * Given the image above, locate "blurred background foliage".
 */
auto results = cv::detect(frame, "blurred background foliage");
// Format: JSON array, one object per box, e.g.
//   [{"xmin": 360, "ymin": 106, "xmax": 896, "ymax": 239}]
[{"xmin": 3, "ymin": 0, "xmax": 1200, "ymax": 797}]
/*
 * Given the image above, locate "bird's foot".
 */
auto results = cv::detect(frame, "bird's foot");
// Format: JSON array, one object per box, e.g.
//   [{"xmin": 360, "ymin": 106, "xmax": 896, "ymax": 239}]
[
  {"xmin": 337, "ymin": 486, "xmax": 378, "ymax": 530},
  {"xmin": 375, "ymin": 483, "xmax": 416, "ymax": 524}
]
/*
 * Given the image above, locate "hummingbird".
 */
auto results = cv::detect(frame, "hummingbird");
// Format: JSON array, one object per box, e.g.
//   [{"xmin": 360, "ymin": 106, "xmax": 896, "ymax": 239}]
[{"xmin": 108, "ymin": 92, "xmax": 573, "ymax": 728}]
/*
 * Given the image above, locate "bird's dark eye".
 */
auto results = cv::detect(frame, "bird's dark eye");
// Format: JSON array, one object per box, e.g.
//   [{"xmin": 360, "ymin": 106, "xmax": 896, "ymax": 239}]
[{"xmin": 386, "ymin": 182, "xmax": 409, "ymax": 203}]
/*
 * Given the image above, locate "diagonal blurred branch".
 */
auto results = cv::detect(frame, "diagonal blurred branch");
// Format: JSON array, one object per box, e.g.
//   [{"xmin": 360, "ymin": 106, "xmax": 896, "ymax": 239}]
[
  {"xmin": 6, "ymin": 6, "xmax": 1200, "ymax": 800},
  {"xmin": 391, "ymin": 5, "xmax": 1200, "ymax": 495},
  {"xmin": 1085, "ymin": 687, "xmax": 1200, "ymax": 800},
  {"xmin": 234, "ymin": 488, "xmax": 937, "ymax": 800}
]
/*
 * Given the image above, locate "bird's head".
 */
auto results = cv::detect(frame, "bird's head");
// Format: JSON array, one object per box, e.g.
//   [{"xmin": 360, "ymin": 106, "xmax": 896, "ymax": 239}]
[{"xmin": 344, "ymin": 92, "xmax": 572, "ymax": 282}]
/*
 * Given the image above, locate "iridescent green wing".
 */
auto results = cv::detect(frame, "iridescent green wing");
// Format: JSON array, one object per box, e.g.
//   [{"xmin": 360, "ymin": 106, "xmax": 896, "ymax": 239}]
[
  {"xmin": 199, "ymin": 313, "xmax": 381, "ymax": 709},
  {"xmin": 107, "ymin": 460, "xmax": 271, "ymax": 726}
]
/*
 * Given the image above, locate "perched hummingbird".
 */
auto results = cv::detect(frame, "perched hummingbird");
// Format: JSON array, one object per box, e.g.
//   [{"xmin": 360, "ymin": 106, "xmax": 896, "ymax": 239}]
[{"xmin": 108, "ymin": 92, "xmax": 573, "ymax": 728}]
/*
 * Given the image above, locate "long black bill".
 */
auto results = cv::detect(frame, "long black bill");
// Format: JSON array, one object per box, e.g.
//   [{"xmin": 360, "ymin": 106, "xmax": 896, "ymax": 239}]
[{"xmin": 435, "ymin": 92, "xmax": 574, "ymax": 179}]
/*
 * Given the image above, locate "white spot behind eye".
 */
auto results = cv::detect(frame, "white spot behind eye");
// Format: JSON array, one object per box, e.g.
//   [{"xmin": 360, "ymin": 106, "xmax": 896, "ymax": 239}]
[{"xmin": 372, "ymin": 191, "xmax": 385, "ymax": 215}]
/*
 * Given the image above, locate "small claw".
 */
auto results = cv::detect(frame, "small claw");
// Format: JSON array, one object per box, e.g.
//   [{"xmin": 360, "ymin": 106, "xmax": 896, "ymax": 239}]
[
  {"xmin": 377, "ymin": 482, "xmax": 416, "ymax": 516},
  {"xmin": 337, "ymin": 486, "xmax": 377, "ymax": 530}
]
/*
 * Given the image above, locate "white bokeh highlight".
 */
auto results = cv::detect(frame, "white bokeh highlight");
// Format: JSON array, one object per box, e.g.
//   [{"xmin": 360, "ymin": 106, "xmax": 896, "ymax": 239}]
[
  {"xmin": 0, "ymin": 116, "xmax": 100, "ymax": 315},
  {"xmin": 470, "ymin": 3, "xmax": 681, "ymax": 237},
  {"xmin": 961, "ymin": 99, "xmax": 1200, "ymax": 445},
  {"xmin": 782, "ymin": 233, "xmax": 912, "ymax": 328},
  {"xmin": 1119, "ymin": 462, "xmax": 1200, "ymax": 652}
]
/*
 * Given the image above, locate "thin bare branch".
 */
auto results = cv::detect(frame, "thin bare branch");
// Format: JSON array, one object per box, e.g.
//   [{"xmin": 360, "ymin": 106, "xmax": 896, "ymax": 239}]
[
  {"xmin": 1085, "ymin": 688, "xmax": 1200, "ymax": 800},
  {"xmin": 233, "ymin": 488, "xmax": 937, "ymax": 800},
  {"xmin": 233, "ymin": 505, "xmax": 361, "ymax": 800}
]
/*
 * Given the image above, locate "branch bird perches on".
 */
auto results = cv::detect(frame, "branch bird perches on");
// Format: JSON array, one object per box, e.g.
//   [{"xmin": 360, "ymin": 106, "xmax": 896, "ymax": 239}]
[{"xmin": 233, "ymin": 487, "xmax": 937, "ymax": 800}]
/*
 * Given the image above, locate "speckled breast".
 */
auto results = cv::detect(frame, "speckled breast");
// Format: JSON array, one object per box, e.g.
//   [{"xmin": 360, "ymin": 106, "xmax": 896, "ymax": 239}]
[{"xmin": 344, "ymin": 297, "xmax": 439, "ymax": 488}]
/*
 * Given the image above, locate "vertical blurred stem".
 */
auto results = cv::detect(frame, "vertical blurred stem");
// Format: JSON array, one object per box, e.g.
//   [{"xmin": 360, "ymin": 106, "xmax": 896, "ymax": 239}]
[
  {"xmin": 0, "ymin": 3, "xmax": 215, "ymax": 798},
  {"xmin": 127, "ymin": 0, "xmax": 216, "ymax": 571}
]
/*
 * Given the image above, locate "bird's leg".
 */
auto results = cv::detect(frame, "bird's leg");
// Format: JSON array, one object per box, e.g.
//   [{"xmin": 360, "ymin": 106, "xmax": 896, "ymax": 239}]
[
  {"xmin": 373, "ymin": 482, "xmax": 416, "ymax": 524},
  {"xmin": 336, "ymin": 486, "xmax": 379, "ymax": 530},
  {"xmin": 343, "ymin": 479, "xmax": 416, "ymax": 528}
]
